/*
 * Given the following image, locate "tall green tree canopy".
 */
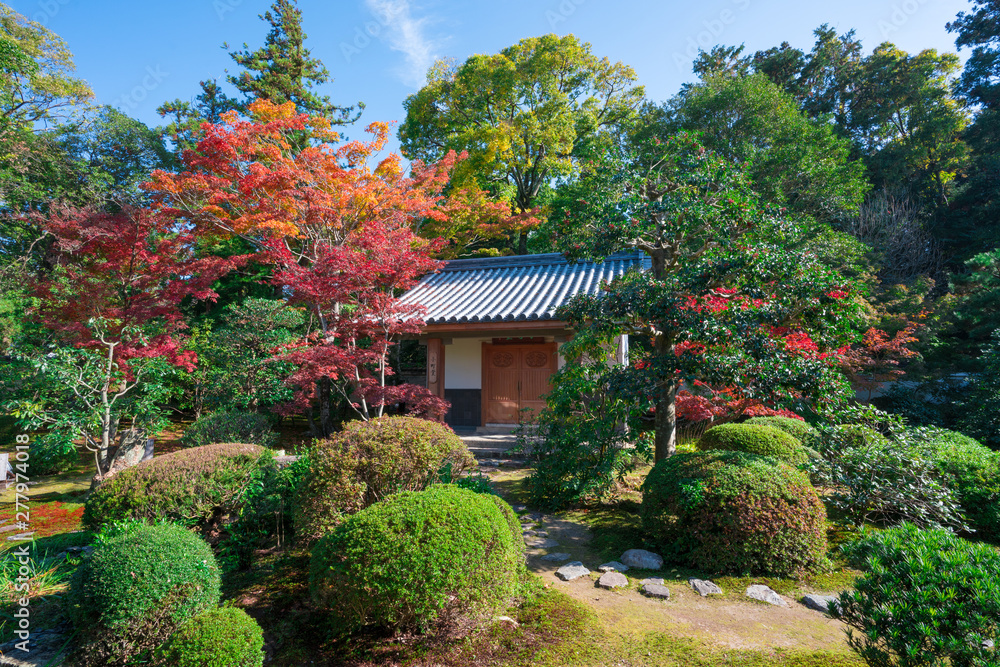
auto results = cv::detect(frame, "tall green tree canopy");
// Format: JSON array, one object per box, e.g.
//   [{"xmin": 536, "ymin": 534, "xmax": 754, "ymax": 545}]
[
  {"xmin": 668, "ymin": 72, "xmax": 869, "ymax": 222},
  {"xmin": 228, "ymin": 0, "xmax": 361, "ymax": 124},
  {"xmin": 399, "ymin": 34, "xmax": 644, "ymax": 254}
]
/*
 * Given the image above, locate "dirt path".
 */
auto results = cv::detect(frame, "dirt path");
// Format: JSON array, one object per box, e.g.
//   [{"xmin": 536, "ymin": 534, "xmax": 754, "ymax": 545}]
[{"xmin": 522, "ymin": 511, "xmax": 852, "ymax": 653}]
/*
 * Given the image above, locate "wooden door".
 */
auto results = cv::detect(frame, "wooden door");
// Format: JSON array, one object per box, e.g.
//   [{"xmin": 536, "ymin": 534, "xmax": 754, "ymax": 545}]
[{"xmin": 482, "ymin": 343, "xmax": 557, "ymax": 424}]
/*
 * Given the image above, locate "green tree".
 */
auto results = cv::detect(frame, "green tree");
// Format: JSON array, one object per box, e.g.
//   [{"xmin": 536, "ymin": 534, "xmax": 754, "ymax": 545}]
[
  {"xmin": 228, "ymin": 0, "xmax": 361, "ymax": 123},
  {"xmin": 156, "ymin": 79, "xmax": 239, "ymax": 163},
  {"xmin": 399, "ymin": 34, "xmax": 644, "ymax": 254},
  {"xmin": 961, "ymin": 328, "xmax": 1000, "ymax": 448},
  {"xmin": 554, "ymin": 127, "xmax": 863, "ymax": 461},
  {"xmin": 669, "ymin": 73, "xmax": 869, "ymax": 222}
]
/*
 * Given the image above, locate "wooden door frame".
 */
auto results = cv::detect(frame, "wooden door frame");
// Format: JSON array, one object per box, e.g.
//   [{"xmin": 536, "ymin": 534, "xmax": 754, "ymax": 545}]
[{"xmin": 481, "ymin": 342, "xmax": 557, "ymax": 426}]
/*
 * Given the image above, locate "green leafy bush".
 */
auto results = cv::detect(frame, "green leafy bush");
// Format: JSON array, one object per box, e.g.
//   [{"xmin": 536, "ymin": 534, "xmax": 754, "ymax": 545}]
[
  {"xmin": 812, "ymin": 426, "xmax": 968, "ymax": 530},
  {"xmin": 455, "ymin": 473, "xmax": 496, "ymax": 495},
  {"xmin": 155, "ymin": 607, "xmax": 264, "ymax": 667},
  {"xmin": 522, "ymin": 333, "xmax": 652, "ymax": 510},
  {"xmin": 180, "ymin": 411, "xmax": 279, "ymax": 449},
  {"xmin": 27, "ymin": 432, "xmax": 78, "ymax": 475},
  {"xmin": 68, "ymin": 523, "xmax": 221, "ymax": 666},
  {"xmin": 961, "ymin": 327, "xmax": 1000, "ymax": 449},
  {"xmin": 907, "ymin": 426, "xmax": 1000, "ymax": 540},
  {"xmin": 294, "ymin": 416, "xmax": 475, "ymax": 543},
  {"xmin": 640, "ymin": 451, "xmax": 828, "ymax": 576},
  {"xmin": 838, "ymin": 523, "xmax": 1000, "ymax": 667},
  {"xmin": 83, "ymin": 443, "xmax": 267, "ymax": 531},
  {"xmin": 309, "ymin": 485, "xmax": 524, "ymax": 635},
  {"xmin": 697, "ymin": 423, "xmax": 807, "ymax": 465},
  {"xmin": 745, "ymin": 416, "xmax": 819, "ymax": 446},
  {"xmin": 221, "ymin": 451, "xmax": 312, "ymax": 571}
]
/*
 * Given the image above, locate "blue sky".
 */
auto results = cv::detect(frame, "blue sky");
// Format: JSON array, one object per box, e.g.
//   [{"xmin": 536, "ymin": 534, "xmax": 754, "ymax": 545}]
[{"xmin": 8, "ymin": 0, "xmax": 972, "ymax": 153}]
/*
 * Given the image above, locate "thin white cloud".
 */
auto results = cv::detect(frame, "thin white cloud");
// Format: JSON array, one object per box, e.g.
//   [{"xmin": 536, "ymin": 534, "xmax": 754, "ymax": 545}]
[{"xmin": 364, "ymin": 0, "xmax": 440, "ymax": 88}]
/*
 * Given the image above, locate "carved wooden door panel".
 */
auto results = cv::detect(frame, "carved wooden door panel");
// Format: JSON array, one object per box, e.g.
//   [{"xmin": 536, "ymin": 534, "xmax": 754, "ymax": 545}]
[{"xmin": 482, "ymin": 343, "xmax": 557, "ymax": 424}]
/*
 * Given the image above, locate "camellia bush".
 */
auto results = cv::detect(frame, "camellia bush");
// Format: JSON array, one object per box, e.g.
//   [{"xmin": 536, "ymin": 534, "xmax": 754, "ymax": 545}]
[
  {"xmin": 294, "ymin": 416, "xmax": 475, "ymax": 543},
  {"xmin": 838, "ymin": 523, "xmax": 1000, "ymax": 667},
  {"xmin": 641, "ymin": 450, "xmax": 828, "ymax": 576},
  {"xmin": 309, "ymin": 485, "xmax": 524, "ymax": 635}
]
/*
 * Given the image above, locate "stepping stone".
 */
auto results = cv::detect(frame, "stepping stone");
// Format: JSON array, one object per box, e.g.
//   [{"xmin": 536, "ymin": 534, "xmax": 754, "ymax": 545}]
[
  {"xmin": 689, "ymin": 578, "xmax": 723, "ymax": 597},
  {"xmin": 620, "ymin": 549, "xmax": 663, "ymax": 570},
  {"xmin": 597, "ymin": 571, "xmax": 629, "ymax": 589},
  {"xmin": 524, "ymin": 537, "xmax": 560, "ymax": 549},
  {"xmin": 512, "ymin": 505, "xmax": 527, "ymax": 513},
  {"xmin": 555, "ymin": 561, "xmax": 591, "ymax": 581},
  {"xmin": 539, "ymin": 552, "xmax": 572, "ymax": 562},
  {"xmin": 522, "ymin": 512, "xmax": 544, "ymax": 522},
  {"xmin": 597, "ymin": 561, "xmax": 629, "ymax": 573},
  {"xmin": 641, "ymin": 578, "xmax": 665, "ymax": 586},
  {"xmin": 642, "ymin": 583, "xmax": 671, "ymax": 599},
  {"xmin": 802, "ymin": 594, "xmax": 840, "ymax": 615},
  {"xmin": 746, "ymin": 584, "xmax": 787, "ymax": 607}
]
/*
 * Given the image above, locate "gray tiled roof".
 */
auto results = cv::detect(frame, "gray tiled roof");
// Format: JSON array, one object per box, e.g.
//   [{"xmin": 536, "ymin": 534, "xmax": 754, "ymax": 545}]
[{"xmin": 400, "ymin": 251, "xmax": 649, "ymax": 324}]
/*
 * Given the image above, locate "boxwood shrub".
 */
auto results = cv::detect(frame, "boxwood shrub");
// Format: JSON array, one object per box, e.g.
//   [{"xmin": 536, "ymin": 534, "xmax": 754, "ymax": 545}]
[
  {"xmin": 294, "ymin": 416, "xmax": 475, "ymax": 543},
  {"xmin": 180, "ymin": 411, "xmax": 279, "ymax": 449},
  {"xmin": 309, "ymin": 485, "xmax": 524, "ymax": 635},
  {"xmin": 68, "ymin": 523, "xmax": 221, "ymax": 665},
  {"xmin": 641, "ymin": 451, "xmax": 828, "ymax": 576},
  {"xmin": 155, "ymin": 606, "xmax": 264, "ymax": 667},
  {"xmin": 745, "ymin": 416, "xmax": 819, "ymax": 446},
  {"xmin": 838, "ymin": 523, "xmax": 1000, "ymax": 667},
  {"xmin": 697, "ymin": 423, "xmax": 807, "ymax": 465},
  {"xmin": 82, "ymin": 443, "xmax": 267, "ymax": 531}
]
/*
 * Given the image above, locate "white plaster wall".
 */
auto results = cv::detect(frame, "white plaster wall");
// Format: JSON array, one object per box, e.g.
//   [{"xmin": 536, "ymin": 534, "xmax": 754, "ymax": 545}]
[{"xmin": 444, "ymin": 338, "xmax": 485, "ymax": 389}]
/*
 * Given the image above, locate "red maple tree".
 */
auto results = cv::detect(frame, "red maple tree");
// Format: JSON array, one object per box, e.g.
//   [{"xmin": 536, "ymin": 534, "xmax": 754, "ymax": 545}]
[
  {"xmin": 146, "ymin": 100, "xmax": 512, "ymax": 433},
  {"xmin": 840, "ymin": 318, "xmax": 923, "ymax": 401}
]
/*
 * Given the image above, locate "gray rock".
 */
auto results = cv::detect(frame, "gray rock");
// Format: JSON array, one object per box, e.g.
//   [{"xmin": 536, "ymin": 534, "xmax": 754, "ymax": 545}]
[
  {"xmin": 746, "ymin": 584, "xmax": 787, "ymax": 607},
  {"xmin": 0, "ymin": 629, "xmax": 68, "ymax": 666},
  {"xmin": 620, "ymin": 549, "xmax": 663, "ymax": 570},
  {"xmin": 597, "ymin": 571, "xmax": 629, "ymax": 589},
  {"xmin": 539, "ymin": 552, "xmax": 572, "ymax": 562},
  {"xmin": 494, "ymin": 615, "xmax": 519, "ymax": 628},
  {"xmin": 524, "ymin": 537, "xmax": 560, "ymax": 549},
  {"xmin": 641, "ymin": 577, "xmax": 665, "ymax": 586},
  {"xmin": 642, "ymin": 583, "xmax": 671, "ymax": 599},
  {"xmin": 689, "ymin": 578, "xmax": 723, "ymax": 597},
  {"xmin": 523, "ymin": 512, "xmax": 544, "ymax": 522},
  {"xmin": 555, "ymin": 561, "xmax": 591, "ymax": 581},
  {"xmin": 597, "ymin": 561, "xmax": 629, "ymax": 573},
  {"xmin": 802, "ymin": 594, "xmax": 840, "ymax": 615},
  {"xmin": 512, "ymin": 505, "xmax": 527, "ymax": 513}
]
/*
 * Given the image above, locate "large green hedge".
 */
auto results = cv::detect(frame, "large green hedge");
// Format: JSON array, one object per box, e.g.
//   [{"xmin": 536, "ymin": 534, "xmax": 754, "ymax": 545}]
[
  {"xmin": 82, "ymin": 443, "xmax": 266, "ymax": 531},
  {"xmin": 641, "ymin": 451, "xmax": 828, "ymax": 576},
  {"xmin": 155, "ymin": 606, "xmax": 265, "ymax": 667},
  {"xmin": 698, "ymin": 423, "xmax": 807, "ymax": 465},
  {"xmin": 294, "ymin": 416, "xmax": 475, "ymax": 543},
  {"xmin": 309, "ymin": 485, "xmax": 524, "ymax": 635},
  {"xmin": 180, "ymin": 411, "xmax": 279, "ymax": 449},
  {"xmin": 68, "ymin": 523, "xmax": 221, "ymax": 665},
  {"xmin": 909, "ymin": 427, "xmax": 1000, "ymax": 540}
]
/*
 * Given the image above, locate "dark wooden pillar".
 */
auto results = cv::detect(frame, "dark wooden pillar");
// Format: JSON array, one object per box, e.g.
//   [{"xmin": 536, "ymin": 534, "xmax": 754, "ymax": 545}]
[{"xmin": 427, "ymin": 337, "xmax": 445, "ymax": 399}]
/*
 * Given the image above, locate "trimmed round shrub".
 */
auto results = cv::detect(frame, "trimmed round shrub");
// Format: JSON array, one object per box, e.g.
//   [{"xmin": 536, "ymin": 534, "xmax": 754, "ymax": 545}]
[
  {"xmin": 745, "ymin": 416, "xmax": 819, "ymax": 447},
  {"xmin": 155, "ymin": 607, "xmax": 264, "ymax": 667},
  {"xmin": 907, "ymin": 427, "xmax": 1000, "ymax": 540},
  {"xmin": 838, "ymin": 523, "xmax": 1000, "ymax": 667},
  {"xmin": 309, "ymin": 485, "xmax": 525, "ymax": 635},
  {"xmin": 640, "ymin": 451, "xmax": 828, "ymax": 576},
  {"xmin": 69, "ymin": 523, "xmax": 221, "ymax": 665},
  {"xmin": 295, "ymin": 416, "xmax": 475, "ymax": 543},
  {"xmin": 697, "ymin": 423, "xmax": 807, "ymax": 465},
  {"xmin": 83, "ymin": 443, "xmax": 267, "ymax": 531},
  {"xmin": 180, "ymin": 410, "xmax": 279, "ymax": 449}
]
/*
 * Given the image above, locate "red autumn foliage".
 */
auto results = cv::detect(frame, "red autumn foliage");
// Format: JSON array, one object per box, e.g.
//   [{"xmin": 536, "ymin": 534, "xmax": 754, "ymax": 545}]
[
  {"xmin": 840, "ymin": 317, "xmax": 924, "ymax": 401},
  {"xmin": 0, "ymin": 502, "xmax": 84, "ymax": 538},
  {"xmin": 145, "ymin": 100, "xmax": 510, "ymax": 431},
  {"xmin": 33, "ymin": 206, "xmax": 244, "ymax": 373},
  {"xmin": 675, "ymin": 388, "xmax": 806, "ymax": 424}
]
